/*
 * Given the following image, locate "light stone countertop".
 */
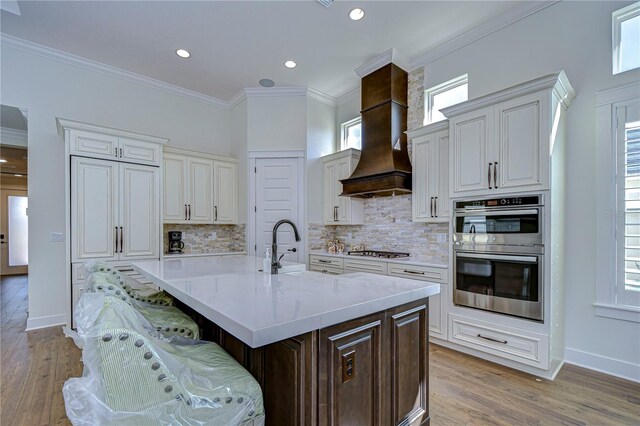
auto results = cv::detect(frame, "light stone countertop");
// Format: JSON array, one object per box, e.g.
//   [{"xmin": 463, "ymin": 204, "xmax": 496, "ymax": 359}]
[
  {"xmin": 163, "ymin": 251, "xmax": 246, "ymax": 259},
  {"xmin": 308, "ymin": 250, "xmax": 448, "ymax": 269},
  {"xmin": 132, "ymin": 255, "xmax": 440, "ymax": 348}
]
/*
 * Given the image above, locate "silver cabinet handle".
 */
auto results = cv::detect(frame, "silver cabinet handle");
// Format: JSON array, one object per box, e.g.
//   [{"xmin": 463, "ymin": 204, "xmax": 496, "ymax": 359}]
[
  {"xmin": 334, "ymin": 206, "xmax": 339, "ymax": 222},
  {"xmin": 114, "ymin": 226, "xmax": 118, "ymax": 253},
  {"xmin": 494, "ymin": 162, "xmax": 498, "ymax": 188},
  {"xmin": 114, "ymin": 147, "xmax": 118, "ymax": 158},
  {"xmin": 119, "ymin": 227, "xmax": 124, "ymax": 253},
  {"xmin": 403, "ymin": 269, "xmax": 425, "ymax": 275},
  {"xmin": 214, "ymin": 205, "xmax": 218, "ymax": 221},
  {"xmin": 430, "ymin": 197, "xmax": 434, "ymax": 217},
  {"xmin": 488, "ymin": 162, "xmax": 493, "ymax": 189},
  {"xmin": 185, "ymin": 204, "xmax": 187, "ymax": 221},
  {"xmin": 119, "ymin": 148, "xmax": 123, "ymax": 158},
  {"xmin": 434, "ymin": 196, "xmax": 438, "ymax": 218},
  {"xmin": 188, "ymin": 204, "xmax": 191, "ymax": 220},
  {"xmin": 477, "ymin": 334, "xmax": 507, "ymax": 344}
]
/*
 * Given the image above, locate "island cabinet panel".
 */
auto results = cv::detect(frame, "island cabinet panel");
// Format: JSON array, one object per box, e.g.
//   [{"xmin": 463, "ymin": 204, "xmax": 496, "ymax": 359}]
[{"xmin": 319, "ymin": 313, "xmax": 385, "ymax": 426}]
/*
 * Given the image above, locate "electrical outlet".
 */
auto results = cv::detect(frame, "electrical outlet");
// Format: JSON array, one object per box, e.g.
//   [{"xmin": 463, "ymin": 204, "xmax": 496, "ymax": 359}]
[
  {"xmin": 50, "ymin": 232, "xmax": 64, "ymax": 242},
  {"xmin": 436, "ymin": 233, "xmax": 447, "ymax": 243}
]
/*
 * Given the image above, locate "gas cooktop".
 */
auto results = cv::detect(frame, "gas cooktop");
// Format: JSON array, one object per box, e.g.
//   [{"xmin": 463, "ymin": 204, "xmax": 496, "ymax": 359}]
[{"xmin": 347, "ymin": 250, "xmax": 410, "ymax": 259}]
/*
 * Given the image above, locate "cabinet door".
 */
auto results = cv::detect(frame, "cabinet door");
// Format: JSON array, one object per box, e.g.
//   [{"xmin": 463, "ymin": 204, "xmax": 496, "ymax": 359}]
[
  {"xmin": 71, "ymin": 157, "xmax": 119, "ymax": 262},
  {"xmin": 435, "ymin": 130, "xmax": 450, "ymax": 219},
  {"xmin": 119, "ymin": 163, "xmax": 159, "ymax": 260},
  {"xmin": 213, "ymin": 161, "xmax": 238, "ymax": 224},
  {"xmin": 323, "ymin": 161, "xmax": 339, "ymax": 224},
  {"xmin": 69, "ymin": 130, "xmax": 119, "ymax": 161},
  {"xmin": 450, "ymin": 107, "xmax": 493, "ymax": 196},
  {"xmin": 429, "ymin": 283, "xmax": 448, "ymax": 341},
  {"xmin": 163, "ymin": 154, "xmax": 188, "ymax": 223},
  {"xmin": 411, "ymin": 138, "xmax": 434, "ymax": 221},
  {"xmin": 188, "ymin": 158, "xmax": 214, "ymax": 223},
  {"xmin": 496, "ymin": 92, "xmax": 547, "ymax": 191},
  {"xmin": 119, "ymin": 138, "xmax": 162, "ymax": 166},
  {"xmin": 335, "ymin": 158, "xmax": 352, "ymax": 223}
]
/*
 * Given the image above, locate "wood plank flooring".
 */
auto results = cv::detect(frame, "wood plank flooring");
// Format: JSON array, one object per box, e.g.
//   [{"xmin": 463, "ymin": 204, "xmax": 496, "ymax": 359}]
[{"xmin": 1, "ymin": 275, "xmax": 638, "ymax": 425}]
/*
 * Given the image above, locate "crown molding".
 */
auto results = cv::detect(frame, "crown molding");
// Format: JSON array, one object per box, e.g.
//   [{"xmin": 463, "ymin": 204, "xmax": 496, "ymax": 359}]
[
  {"xmin": 56, "ymin": 117, "xmax": 169, "ymax": 145},
  {"xmin": 0, "ymin": 0, "xmax": 20, "ymax": 16},
  {"xmin": 1, "ymin": 33, "xmax": 229, "ymax": 108},
  {"xmin": 409, "ymin": 1, "xmax": 559, "ymax": 70},
  {"xmin": 335, "ymin": 85, "xmax": 360, "ymax": 107},
  {"xmin": 228, "ymin": 90, "xmax": 248, "ymax": 109},
  {"xmin": 307, "ymin": 88, "xmax": 337, "ymax": 107},
  {"xmin": 596, "ymin": 81, "xmax": 640, "ymax": 107},
  {"xmin": 244, "ymin": 87, "xmax": 310, "ymax": 98},
  {"xmin": 0, "ymin": 127, "xmax": 28, "ymax": 147},
  {"xmin": 355, "ymin": 48, "xmax": 411, "ymax": 78},
  {"xmin": 405, "ymin": 120, "xmax": 448, "ymax": 139}
]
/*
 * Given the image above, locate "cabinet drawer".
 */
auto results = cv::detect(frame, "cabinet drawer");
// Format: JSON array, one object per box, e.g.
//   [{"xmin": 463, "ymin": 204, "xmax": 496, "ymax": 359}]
[
  {"xmin": 388, "ymin": 264, "xmax": 446, "ymax": 282},
  {"xmin": 69, "ymin": 130, "xmax": 119, "ymax": 160},
  {"xmin": 310, "ymin": 265, "xmax": 343, "ymax": 275},
  {"xmin": 343, "ymin": 258, "xmax": 387, "ymax": 275},
  {"xmin": 448, "ymin": 314, "xmax": 549, "ymax": 368},
  {"xmin": 310, "ymin": 255, "xmax": 343, "ymax": 268}
]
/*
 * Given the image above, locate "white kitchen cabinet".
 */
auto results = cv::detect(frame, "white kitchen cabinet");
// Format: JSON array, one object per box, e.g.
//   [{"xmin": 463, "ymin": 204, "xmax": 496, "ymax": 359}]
[
  {"xmin": 408, "ymin": 121, "xmax": 450, "ymax": 222},
  {"xmin": 68, "ymin": 129, "xmax": 162, "ymax": 166},
  {"xmin": 443, "ymin": 73, "xmax": 573, "ymax": 198},
  {"xmin": 71, "ymin": 157, "xmax": 159, "ymax": 262},
  {"xmin": 213, "ymin": 161, "xmax": 238, "ymax": 224},
  {"xmin": 322, "ymin": 149, "xmax": 363, "ymax": 225},
  {"xmin": 163, "ymin": 154, "xmax": 213, "ymax": 223}
]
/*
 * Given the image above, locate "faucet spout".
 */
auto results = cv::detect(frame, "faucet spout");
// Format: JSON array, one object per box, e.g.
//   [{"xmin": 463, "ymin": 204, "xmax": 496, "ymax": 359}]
[{"xmin": 271, "ymin": 219, "xmax": 301, "ymax": 274}]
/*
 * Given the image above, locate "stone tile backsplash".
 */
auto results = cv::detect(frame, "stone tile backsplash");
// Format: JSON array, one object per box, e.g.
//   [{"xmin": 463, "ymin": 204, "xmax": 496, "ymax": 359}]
[
  {"xmin": 308, "ymin": 194, "xmax": 449, "ymax": 263},
  {"xmin": 163, "ymin": 224, "xmax": 246, "ymax": 254}
]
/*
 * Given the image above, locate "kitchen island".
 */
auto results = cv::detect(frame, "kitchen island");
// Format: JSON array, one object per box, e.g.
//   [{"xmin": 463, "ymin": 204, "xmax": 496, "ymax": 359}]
[{"xmin": 133, "ymin": 255, "xmax": 440, "ymax": 426}]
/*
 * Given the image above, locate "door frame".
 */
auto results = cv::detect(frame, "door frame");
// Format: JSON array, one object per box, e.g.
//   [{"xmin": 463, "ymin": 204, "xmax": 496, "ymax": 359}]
[
  {"xmin": 0, "ymin": 189, "xmax": 28, "ymax": 275},
  {"xmin": 248, "ymin": 150, "xmax": 306, "ymax": 263}
]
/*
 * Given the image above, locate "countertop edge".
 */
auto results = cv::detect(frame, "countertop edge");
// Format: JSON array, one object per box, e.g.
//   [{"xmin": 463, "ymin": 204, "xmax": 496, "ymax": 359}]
[{"xmin": 308, "ymin": 250, "xmax": 448, "ymax": 269}]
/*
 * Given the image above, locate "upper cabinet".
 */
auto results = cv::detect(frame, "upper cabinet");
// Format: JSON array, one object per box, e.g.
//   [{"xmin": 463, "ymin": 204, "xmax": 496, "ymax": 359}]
[
  {"xmin": 443, "ymin": 72, "xmax": 575, "ymax": 198},
  {"xmin": 407, "ymin": 121, "xmax": 450, "ymax": 223},
  {"xmin": 163, "ymin": 148, "xmax": 238, "ymax": 225},
  {"xmin": 66, "ymin": 128, "xmax": 163, "ymax": 166},
  {"xmin": 322, "ymin": 149, "xmax": 363, "ymax": 225}
]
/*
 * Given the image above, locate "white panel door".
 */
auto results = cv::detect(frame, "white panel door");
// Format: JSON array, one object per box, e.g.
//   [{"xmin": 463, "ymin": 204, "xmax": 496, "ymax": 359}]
[
  {"xmin": 213, "ymin": 161, "xmax": 237, "ymax": 224},
  {"xmin": 496, "ymin": 92, "xmax": 545, "ymax": 191},
  {"xmin": 69, "ymin": 130, "xmax": 119, "ymax": 161},
  {"xmin": 255, "ymin": 158, "xmax": 301, "ymax": 263},
  {"xmin": 188, "ymin": 158, "xmax": 214, "ymax": 223},
  {"xmin": 71, "ymin": 157, "xmax": 118, "ymax": 262},
  {"xmin": 163, "ymin": 154, "xmax": 188, "ymax": 223},
  {"xmin": 435, "ymin": 131, "xmax": 450, "ymax": 219},
  {"xmin": 450, "ymin": 107, "xmax": 492, "ymax": 196},
  {"xmin": 119, "ymin": 163, "xmax": 159, "ymax": 260}
]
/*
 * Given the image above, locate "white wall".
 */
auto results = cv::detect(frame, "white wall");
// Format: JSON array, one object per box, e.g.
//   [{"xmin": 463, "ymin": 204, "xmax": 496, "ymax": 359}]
[
  {"xmin": 306, "ymin": 97, "xmax": 336, "ymax": 225},
  {"xmin": 246, "ymin": 95, "xmax": 307, "ymax": 151},
  {"xmin": 230, "ymin": 99, "xmax": 249, "ymax": 225},
  {"xmin": 0, "ymin": 44, "xmax": 233, "ymax": 328},
  {"xmin": 421, "ymin": 0, "xmax": 640, "ymax": 379}
]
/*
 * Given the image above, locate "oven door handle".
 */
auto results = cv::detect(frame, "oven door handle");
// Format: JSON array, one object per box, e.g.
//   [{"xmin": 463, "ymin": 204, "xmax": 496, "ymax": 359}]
[
  {"xmin": 455, "ymin": 208, "xmax": 540, "ymax": 217},
  {"xmin": 455, "ymin": 252, "xmax": 538, "ymax": 263}
]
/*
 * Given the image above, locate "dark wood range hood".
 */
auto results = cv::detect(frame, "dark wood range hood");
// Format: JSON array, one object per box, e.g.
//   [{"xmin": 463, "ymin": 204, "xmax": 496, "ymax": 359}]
[{"xmin": 340, "ymin": 63, "xmax": 412, "ymax": 198}]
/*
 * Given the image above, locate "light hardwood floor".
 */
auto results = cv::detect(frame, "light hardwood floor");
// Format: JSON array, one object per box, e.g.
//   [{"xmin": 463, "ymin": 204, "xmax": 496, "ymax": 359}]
[{"xmin": 1, "ymin": 275, "xmax": 638, "ymax": 425}]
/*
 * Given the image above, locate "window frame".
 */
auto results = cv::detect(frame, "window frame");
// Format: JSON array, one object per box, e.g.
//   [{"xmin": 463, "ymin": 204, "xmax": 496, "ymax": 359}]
[
  {"xmin": 340, "ymin": 116, "xmax": 362, "ymax": 151},
  {"xmin": 612, "ymin": 2, "xmax": 640, "ymax": 75},
  {"xmin": 595, "ymin": 82, "xmax": 640, "ymax": 322},
  {"xmin": 424, "ymin": 74, "xmax": 468, "ymax": 125}
]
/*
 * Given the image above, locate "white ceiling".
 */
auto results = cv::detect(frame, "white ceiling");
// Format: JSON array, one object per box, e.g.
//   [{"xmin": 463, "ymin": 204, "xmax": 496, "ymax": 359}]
[{"xmin": 1, "ymin": 1, "xmax": 530, "ymax": 102}]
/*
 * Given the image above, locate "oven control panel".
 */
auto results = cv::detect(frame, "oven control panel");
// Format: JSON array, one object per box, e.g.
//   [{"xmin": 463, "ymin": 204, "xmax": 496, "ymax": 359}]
[{"xmin": 455, "ymin": 195, "xmax": 541, "ymax": 209}]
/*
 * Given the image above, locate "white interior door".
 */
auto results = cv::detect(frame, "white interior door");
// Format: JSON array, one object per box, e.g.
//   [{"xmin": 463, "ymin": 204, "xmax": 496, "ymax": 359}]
[
  {"xmin": 254, "ymin": 157, "xmax": 301, "ymax": 263},
  {"xmin": 0, "ymin": 189, "xmax": 28, "ymax": 275}
]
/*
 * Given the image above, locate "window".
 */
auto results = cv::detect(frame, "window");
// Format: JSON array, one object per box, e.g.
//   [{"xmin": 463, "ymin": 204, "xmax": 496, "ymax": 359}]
[
  {"xmin": 595, "ymin": 82, "xmax": 640, "ymax": 322},
  {"xmin": 340, "ymin": 117, "xmax": 361, "ymax": 150},
  {"xmin": 613, "ymin": 2, "xmax": 640, "ymax": 75},
  {"xmin": 424, "ymin": 74, "xmax": 468, "ymax": 125}
]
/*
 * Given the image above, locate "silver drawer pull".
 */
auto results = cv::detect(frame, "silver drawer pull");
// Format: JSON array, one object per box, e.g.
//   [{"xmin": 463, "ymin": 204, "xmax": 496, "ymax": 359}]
[
  {"xmin": 477, "ymin": 334, "xmax": 507, "ymax": 344},
  {"xmin": 318, "ymin": 259, "xmax": 331, "ymax": 264},
  {"xmin": 403, "ymin": 270, "xmax": 425, "ymax": 275}
]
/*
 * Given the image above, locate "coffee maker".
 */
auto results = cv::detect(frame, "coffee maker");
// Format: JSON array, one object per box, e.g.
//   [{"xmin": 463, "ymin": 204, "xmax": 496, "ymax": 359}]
[{"xmin": 168, "ymin": 231, "xmax": 185, "ymax": 254}]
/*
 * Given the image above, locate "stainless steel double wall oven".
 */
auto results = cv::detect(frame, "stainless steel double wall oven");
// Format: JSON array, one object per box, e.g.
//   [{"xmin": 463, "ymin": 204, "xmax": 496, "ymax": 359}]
[{"xmin": 452, "ymin": 195, "xmax": 544, "ymax": 321}]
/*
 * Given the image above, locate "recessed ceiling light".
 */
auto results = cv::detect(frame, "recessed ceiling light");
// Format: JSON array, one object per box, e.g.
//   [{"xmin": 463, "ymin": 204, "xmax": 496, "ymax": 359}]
[
  {"xmin": 284, "ymin": 60, "xmax": 297, "ymax": 69},
  {"xmin": 349, "ymin": 8, "xmax": 365, "ymax": 21},
  {"xmin": 259, "ymin": 79, "xmax": 275, "ymax": 88},
  {"xmin": 175, "ymin": 49, "xmax": 191, "ymax": 58},
  {"xmin": 0, "ymin": 159, "xmax": 7, "ymax": 163}
]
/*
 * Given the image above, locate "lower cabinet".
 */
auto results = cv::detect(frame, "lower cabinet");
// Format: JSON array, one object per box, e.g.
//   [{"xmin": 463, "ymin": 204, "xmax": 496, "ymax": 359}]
[{"xmin": 178, "ymin": 299, "xmax": 430, "ymax": 426}]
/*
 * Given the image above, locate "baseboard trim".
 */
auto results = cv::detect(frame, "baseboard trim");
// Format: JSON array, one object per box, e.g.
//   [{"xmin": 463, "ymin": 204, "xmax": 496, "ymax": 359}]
[
  {"xmin": 25, "ymin": 314, "xmax": 66, "ymax": 331},
  {"xmin": 565, "ymin": 347, "xmax": 640, "ymax": 383}
]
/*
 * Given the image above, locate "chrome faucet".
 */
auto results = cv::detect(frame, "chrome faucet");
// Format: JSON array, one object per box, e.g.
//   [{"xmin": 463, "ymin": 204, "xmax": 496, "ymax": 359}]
[{"xmin": 271, "ymin": 219, "xmax": 301, "ymax": 274}]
